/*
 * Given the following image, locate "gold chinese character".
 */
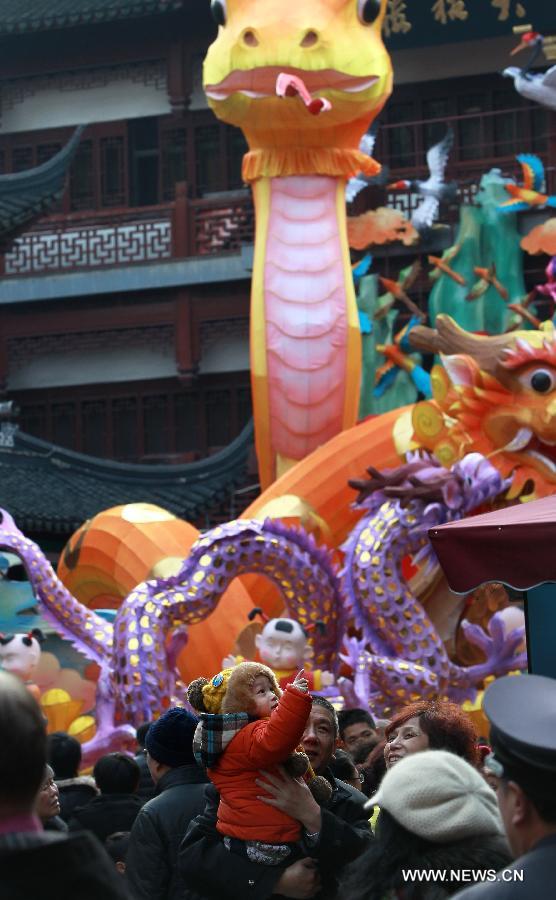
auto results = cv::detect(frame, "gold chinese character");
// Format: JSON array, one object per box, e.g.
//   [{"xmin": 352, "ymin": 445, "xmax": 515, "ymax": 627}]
[
  {"xmin": 448, "ymin": 0, "xmax": 468, "ymax": 19},
  {"xmin": 491, "ymin": 0, "xmax": 526, "ymax": 20},
  {"xmin": 491, "ymin": 0, "xmax": 510, "ymax": 18},
  {"xmin": 384, "ymin": 0, "xmax": 412, "ymax": 36},
  {"xmin": 432, "ymin": 0, "xmax": 468, "ymax": 24}
]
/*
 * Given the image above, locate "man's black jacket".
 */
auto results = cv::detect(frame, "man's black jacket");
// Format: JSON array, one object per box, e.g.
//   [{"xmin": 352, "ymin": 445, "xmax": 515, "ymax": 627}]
[
  {"xmin": 178, "ymin": 769, "xmax": 371, "ymax": 899},
  {"xmin": 126, "ymin": 764, "xmax": 208, "ymax": 900},
  {"xmin": 68, "ymin": 792, "xmax": 143, "ymax": 843},
  {"xmin": 0, "ymin": 830, "xmax": 132, "ymax": 900},
  {"xmin": 134, "ymin": 751, "xmax": 156, "ymax": 803},
  {"xmin": 56, "ymin": 776, "xmax": 98, "ymax": 823}
]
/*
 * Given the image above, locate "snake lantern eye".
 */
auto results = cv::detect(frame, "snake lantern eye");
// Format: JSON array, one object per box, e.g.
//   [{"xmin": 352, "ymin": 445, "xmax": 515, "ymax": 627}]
[
  {"xmin": 357, "ymin": 0, "xmax": 382, "ymax": 24},
  {"xmin": 211, "ymin": 0, "xmax": 227, "ymax": 27},
  {"xmin": 521, "ymin": 367, "xmax": 556, "ymax": 394}
]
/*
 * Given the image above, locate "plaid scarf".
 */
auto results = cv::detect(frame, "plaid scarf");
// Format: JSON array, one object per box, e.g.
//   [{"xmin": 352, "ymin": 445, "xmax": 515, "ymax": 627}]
[{"xmin": 193, "ymin": 712, "xmax": 249, "ymax": 769}]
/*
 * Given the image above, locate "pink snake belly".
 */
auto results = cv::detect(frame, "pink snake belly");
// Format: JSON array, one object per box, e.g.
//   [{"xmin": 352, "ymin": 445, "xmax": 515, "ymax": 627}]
[{"xmin": 264, "ymin": 175, "xmax": 351, "ymax": 460}]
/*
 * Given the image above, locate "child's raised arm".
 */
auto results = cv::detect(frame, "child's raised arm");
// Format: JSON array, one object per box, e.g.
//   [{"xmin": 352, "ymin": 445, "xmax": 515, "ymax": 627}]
[{"xmin": 246, "ymin": 683, "xmax": 312, "ymax": 767}]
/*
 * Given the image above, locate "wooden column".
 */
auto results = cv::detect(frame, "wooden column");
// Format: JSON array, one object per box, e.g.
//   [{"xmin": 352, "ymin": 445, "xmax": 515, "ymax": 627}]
[
  {"xmin": 172, "ymin": 181, "xmax": 189, "ymax": 258},
  {"xmin": 175, "ymin": 289, "xmax": 198, "ymax": 382},
  {"xmin": 167, "ymin": 39, "xmax": 188, "ymax": 115},
  {"xmin": 0, "ymin": 312, "xmax": 8, "ymax": 393}
]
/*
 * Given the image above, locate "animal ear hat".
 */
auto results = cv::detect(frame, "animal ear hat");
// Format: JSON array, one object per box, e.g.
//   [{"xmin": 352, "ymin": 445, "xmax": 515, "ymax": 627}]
[{"xmin": 188, "ymin": 662, "xmax": 281, "ymax": 715}]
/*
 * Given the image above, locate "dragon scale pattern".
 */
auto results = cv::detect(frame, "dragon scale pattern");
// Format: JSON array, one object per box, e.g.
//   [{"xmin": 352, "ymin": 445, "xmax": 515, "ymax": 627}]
[
  {"xmin": 344, "ymin": 501, "xmax": 449, "ymax": 673},
  {"xmin": 340, "ymin": 501, "xmax": 452, "ymax": 709},
  {"xmin": 116, "ymin": 518, "xmax": 345, "ymax": 721},
  {"xmin": 339, "ymin": 453, "xmax": 527, "ymax": 712}
]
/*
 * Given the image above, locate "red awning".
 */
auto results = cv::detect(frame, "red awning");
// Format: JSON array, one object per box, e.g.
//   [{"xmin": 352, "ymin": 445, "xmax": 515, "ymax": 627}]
[{"xmin": 429, "ymin": 494, "xmax": 556, "ymax": 594}]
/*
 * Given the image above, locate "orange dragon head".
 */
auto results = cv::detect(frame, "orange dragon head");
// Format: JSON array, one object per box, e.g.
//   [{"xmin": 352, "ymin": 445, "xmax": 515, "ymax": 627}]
[{"xmin": 409, "ymin": 315, "xmax": 556, "ymax": 500}]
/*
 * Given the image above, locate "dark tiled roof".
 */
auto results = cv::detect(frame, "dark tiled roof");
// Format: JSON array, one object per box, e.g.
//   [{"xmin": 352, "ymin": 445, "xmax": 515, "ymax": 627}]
[
  {"xmin": 0, "ymin": 0, "xmax": 185, "ymax": 34},
  {"xmin": 0, "ymin": 420, "xmax": 254, "ymax": 534},
  {"xmin": 0, "ymin": 127, "xmax": 84, "ymax": 245}
]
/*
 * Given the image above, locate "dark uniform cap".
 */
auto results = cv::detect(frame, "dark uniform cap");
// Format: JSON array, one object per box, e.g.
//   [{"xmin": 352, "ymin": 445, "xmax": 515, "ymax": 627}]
[{"xmin": 483, "ymin": 674, "xmax": 556, "ymax": 775}]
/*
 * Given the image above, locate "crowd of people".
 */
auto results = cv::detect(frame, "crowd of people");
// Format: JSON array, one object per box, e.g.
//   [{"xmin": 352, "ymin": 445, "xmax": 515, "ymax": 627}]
[{"xmin": 0, "ymin": 666, "xmax": 555, "ymax": 899}]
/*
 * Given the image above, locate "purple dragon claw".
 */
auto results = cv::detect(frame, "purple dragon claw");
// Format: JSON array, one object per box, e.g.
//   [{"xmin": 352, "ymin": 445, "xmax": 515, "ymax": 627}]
[
  {"xmin": 81, "ymin": 725, "xmax": 137, "ymax": 769},
  {"xmin": 455, "ymin": 611, "xmax": 527, "ymax": 686}
]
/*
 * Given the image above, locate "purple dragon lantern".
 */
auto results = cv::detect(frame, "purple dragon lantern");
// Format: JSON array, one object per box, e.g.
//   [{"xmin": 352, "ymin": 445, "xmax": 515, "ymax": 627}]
[
  {"xmin": 339, "ymin": 452, "xmax": 526, "ymax": 714},
  {"xmin": 0, "ymin": 450, "xmax": 526, "ymax": 751},
  {"xmin": 0, "ymin": 511, "xmax": 345, "ymax": 763}
]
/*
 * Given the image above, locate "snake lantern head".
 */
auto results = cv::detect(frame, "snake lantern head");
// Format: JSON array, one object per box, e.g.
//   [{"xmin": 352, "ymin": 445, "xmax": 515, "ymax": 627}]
[{"xmin": 203, "ymin": 0, "xmax": 393, "ymax": 158}]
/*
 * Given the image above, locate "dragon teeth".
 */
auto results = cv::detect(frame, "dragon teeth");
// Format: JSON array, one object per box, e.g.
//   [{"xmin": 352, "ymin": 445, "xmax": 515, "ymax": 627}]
[
  {"xmin": 525, "ymin": 449, "xmax": 556, "ymax": 474},
  {"xmin": 505, "ymin": 427, "xmax": 532, "ymax": 452}
]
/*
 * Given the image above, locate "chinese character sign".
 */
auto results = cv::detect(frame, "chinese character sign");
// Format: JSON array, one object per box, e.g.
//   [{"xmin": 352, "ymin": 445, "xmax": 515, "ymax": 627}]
[
  {"xmin": 384, "ymin": 0, "xmax": 412, "ymax": 36},
  {"xmin": 383, "ymin": 0, "xmax": 545, "ymax": 50},
  {"xmin": 432, "ymin": 0, "xmax": 469, "ymax": 25}
]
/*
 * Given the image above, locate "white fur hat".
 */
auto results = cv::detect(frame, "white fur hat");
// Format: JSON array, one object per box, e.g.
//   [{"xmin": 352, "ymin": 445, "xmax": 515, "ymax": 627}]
[{"xmin": 371, "ymin": 750, "xmax": 504, "ymax": 843}]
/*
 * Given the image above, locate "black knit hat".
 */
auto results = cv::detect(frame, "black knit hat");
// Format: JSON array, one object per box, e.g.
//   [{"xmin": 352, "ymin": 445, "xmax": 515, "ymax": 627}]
[{"xmin": 145, "ymin": 707, "xmax": 198, "ymax": 768}]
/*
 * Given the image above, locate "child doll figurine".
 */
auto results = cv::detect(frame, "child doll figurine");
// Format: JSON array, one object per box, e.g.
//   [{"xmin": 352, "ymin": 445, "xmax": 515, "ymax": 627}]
[
  {"xmin": 188, "ymin": 661, "xmax": 331, "ymax": 865},
  {"xmin": 255, "ymin": 617, "xmax": 335, "ymax": 691},
  {"xmin": 0, "ymin": 628, "xmax": 44, "ymax": 702},
  {"xmin": 223, "ymin": 610, "xmax": 335, "ymax": 692}
]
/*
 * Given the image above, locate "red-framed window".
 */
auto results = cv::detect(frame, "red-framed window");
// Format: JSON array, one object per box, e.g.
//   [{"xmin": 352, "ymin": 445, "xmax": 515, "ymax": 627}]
[
  {"xmin": 376, "ymin": 72, "xmax": 551, "ymax": 173},
  {"xmin": 0, "ymin": 113, "xmax": 249, "ymax": 213},
  {"xmin": 14, "ymin": 375, "xmax": 252, "ymax": 462}
]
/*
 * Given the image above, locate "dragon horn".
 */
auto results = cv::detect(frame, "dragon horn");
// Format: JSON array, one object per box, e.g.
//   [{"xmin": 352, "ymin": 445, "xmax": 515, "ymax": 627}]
[{"xmin": 248, "ymin": 607, "xmax": 269, "ymax": 624}]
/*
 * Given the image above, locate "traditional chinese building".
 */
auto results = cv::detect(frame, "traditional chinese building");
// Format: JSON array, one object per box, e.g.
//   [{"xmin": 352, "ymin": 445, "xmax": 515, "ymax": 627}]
[{"xmin": 0, "ymin": 0, "xmax": 554, "ymax": 544}]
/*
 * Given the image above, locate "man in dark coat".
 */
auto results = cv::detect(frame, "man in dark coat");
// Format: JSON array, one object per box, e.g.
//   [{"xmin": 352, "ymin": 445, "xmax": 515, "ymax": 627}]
[
  {"xmin": 47, "ymin": 731, "xmax": 98, "ymax": 822},
  {"xmin": 134, "ymin": 721, "xmax": 156, "ymax": 803},
  {"xmin": 68, "ymin": 752, "xmax": 142, "ymax": 843},
  {"xmin": 179, "ymin": 696, "xmax": 371, "ymax": 899},
  {"xmin": 455, "ymin": 674, "xmax": 556, "ymax": 899},
  {"xmin": 126, "ymin": 707, "xmax": 208, "ymax": 900}
]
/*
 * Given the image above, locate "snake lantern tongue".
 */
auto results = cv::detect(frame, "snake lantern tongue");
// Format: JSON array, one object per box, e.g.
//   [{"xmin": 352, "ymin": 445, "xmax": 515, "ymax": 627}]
[{"xmin": 276, "ymin": 72, "xmax": 332, "ymax": 116}]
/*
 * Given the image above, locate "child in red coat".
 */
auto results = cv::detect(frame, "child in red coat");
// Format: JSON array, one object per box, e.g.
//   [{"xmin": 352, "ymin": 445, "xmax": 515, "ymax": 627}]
[{"xmin": 188, "ymin": 661, "xmax": 326, "ymax": 865}]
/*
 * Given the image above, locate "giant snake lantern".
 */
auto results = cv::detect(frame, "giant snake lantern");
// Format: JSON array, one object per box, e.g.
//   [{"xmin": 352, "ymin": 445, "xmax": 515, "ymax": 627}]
[{"xmin": 204, "ymin": 0, "xmax": 393, "ymax": 487}]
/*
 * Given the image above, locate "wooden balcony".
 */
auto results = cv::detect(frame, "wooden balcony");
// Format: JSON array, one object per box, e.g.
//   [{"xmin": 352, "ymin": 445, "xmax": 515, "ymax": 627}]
[
  {"xmin": 2, "ymin": 105, "xmax": 554, "ymax": 278},
  {"xmin": 2, "ymin": 203, "xmax": 173, "ymax": 276}
]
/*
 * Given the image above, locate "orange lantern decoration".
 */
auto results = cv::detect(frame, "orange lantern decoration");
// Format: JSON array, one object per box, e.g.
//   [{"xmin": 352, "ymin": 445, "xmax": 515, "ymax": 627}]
[{"xmin": 58, "ymin": 503, "xmax": 255, "ymax": 679}]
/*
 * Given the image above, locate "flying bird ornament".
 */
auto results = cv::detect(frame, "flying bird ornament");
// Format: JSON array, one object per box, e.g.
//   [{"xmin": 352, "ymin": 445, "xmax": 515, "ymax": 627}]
[
  {"xmin": 345, "ymin": 124, "xmax": 390, "ymax": 202},
  {"xmin": 498, "ymin": 154, "xmax": 556, "ymax": 214},
  {"xmin": 375, "ymin": 260, "xmax": 424, "ymax": 321},
  {"xmin": 503, "ymin": 32, "xmax": 556, "ymax": 112},
  {"xmin": 466, "ymin": 263, "xmax": 509, "ymax": 302},
  {"xmin": 388, "ymin": 130, "xmax": 457, "ymax": 232},
  {"xmin": 428, "ymin": 245, "xmax": 467, "ymax": 287}
]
